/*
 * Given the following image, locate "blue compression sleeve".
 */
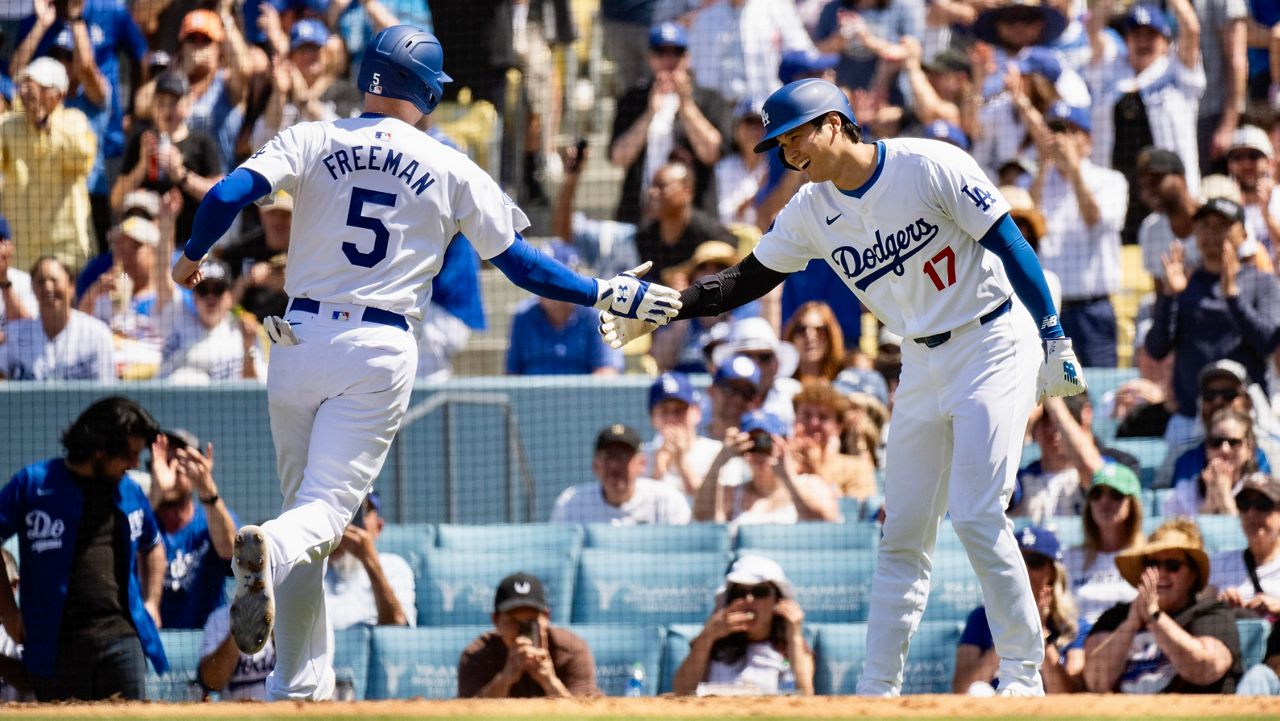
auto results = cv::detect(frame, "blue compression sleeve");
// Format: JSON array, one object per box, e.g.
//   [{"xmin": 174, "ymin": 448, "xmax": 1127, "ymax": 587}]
[
  {"xmin": 978, "ymin": 214, "xmax": 1064, "ymax": 340},
  {"xmin": 183, "ymin": 168, "xmax": 274, "ymax": 260},
  {"xmin": 489, "ymin": 234, "xmax": 600, "ymax": 306}
]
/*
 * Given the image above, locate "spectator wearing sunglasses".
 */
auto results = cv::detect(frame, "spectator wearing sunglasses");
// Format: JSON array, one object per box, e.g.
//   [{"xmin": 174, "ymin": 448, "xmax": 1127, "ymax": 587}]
[
  {"xmin": 1064, "ymin": 464, "xmax": 1145, "ymax": 624},
  {"xmin": 672, "ymin": 555, "xmax": 813, "ymax": 696},
  {"xmin": 712, "ymin": 318, "xmax": 803, "ymax": 429},
  {"xmin": 1211, "ymin": 473, "xmax": 1280, "ymax": 616},
  {"xmin": 1085, "ymin": 518, "xmax": 1243, "ymax": 693},
  {"xmin": 1164, "ymin": 408, "xmax": 1261, "ymax": 517},
  {"xmin": 954, "ymin": 526, "xmax": 1084, "ymax": 694}
]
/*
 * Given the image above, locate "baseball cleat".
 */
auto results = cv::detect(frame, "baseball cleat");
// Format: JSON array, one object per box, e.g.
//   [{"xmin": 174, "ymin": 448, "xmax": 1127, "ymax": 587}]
[{"xmin": 230, "ymin": 525, "xmax": 275, "ymax": 654}]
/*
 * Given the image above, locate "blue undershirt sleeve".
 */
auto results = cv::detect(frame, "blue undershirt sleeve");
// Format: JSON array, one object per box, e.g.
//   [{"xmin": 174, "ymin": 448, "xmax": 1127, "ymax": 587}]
[
  {"xmin": 182, "ymin": 168, "xmax": 274, "ymax": 261},
  {"xmin": 978, "ymin": 214, "xmax": 1064, "ymax": 340},
  {"xmin": 489, "ymin": 234, "xmax": 600, "ymax": 306}
]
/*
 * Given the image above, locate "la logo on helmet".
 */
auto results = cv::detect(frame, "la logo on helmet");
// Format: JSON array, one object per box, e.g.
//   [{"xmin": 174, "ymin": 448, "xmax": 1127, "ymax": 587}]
[{"xmin": 761, "ymin": 108, "xmax": 770, "ymax": 127}]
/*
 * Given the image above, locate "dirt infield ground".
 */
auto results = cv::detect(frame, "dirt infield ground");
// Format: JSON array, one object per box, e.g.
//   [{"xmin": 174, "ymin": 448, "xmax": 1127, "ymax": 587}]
[{"xmin": 1, "ymin": 695, "xmax": 1278, "ymax": 720}]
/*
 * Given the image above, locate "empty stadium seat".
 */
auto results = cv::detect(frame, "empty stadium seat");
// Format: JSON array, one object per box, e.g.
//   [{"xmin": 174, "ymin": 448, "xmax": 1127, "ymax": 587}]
[
  {"xmin": 925, "ymin": 550, "xmax": 984, "ymax": 623},
  {"xmin": 753, "ymin": 549, "xmax": 876, "ymax": 623},
  {"xmin": 813, "ymin": 620, "xmax": 963, "ymax": 694},
  {"xmin": 147, "ymin": 629, "xmax": 204, "ymax": 701},
  {"xmin": 812, "ymin": 622, "xmax": 868, "ymax": 694},
  {"xmin": 366, "ymin": 625, "xmax": 490, "ymax": 699},
  {"xmin": 1105, "ymin": 438, "xmax": 1169, "ymax": 488},
  {"xmin": 376, "ymin": 522, "xmax": 435, "ymax": 573},
  {"xmin": 1043, "ymin": 517, "xmax": 1085, "ymax": 549},
  {"xmin": 571, "ymin": 549, "xmax": 730, "ymax": 625},
  {"xmin": 1237, "ymin": 618, "xmax": 1274, "ymax": 670},
  {"xmin": 334, "ymin": 625, "xmax": 373, "ymax": 700},
  {"xmin": 583, "ymin": 523, "xmax": 731, "ymax": 553},
  {"xmin": 419, "ymin": 548, "xmax": 576, "ymax": 626},
  {"xmin": 566, "ymin": 624, "xmax": 665, "ymax": 696},
  {"xmin": 435, "ymin": 523, "xmax": 584, "ymax": 555},
  {"xmin": 735, "ymin": 522, "xmax": 878, "ymax": 552}
]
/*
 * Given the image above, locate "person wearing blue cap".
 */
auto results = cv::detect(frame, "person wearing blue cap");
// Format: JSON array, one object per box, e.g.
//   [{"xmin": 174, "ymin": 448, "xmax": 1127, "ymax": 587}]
[
  {"xmin": 954, "ymin": 525, "xmax": 1084, "ymax": 695},
  {"xmin": 645, "ymin": 371, "xmax": 722, "ymax": 499},
  {"xmin": 250, "ymin": 18, "xmax": 362, "ymax": 152},
  {"xmin": 609, "ymin": 21, "xmax": 730, "ymax": 225},
  {"xmin": 693, "ymin": 409, "xmax": 840, "ymax": 524},
  {"xmin": 1086, "ymin": 0, "xmax": 1203, "ymax": 245},
  {"xmin": 506, "ymin": 242, "xmax": 625, "ymax": 376},
  {"xmin": 0, "ymin": 214, "xmax": 35, "ymax": 339},
  {"xmin": 705, "ymin": 354, "xmax": 764, "ymax": 441},
  {"xmin": 778, "ymin": 49, "xmax": 839, "ymax": 86},
  {"xmin": 1029, "ymin": 99, "xmax": 1128, "ymax": 367}
]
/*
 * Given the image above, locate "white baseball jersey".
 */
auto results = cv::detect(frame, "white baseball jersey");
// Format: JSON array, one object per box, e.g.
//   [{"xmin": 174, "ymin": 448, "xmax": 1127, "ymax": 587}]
[
  {"xmin": 549, "ymin": 478, "xmax": 692, "ymax": 525},
  {"xmin": 158, "ymin": 304, "xmax": 262, "ymax": 382},
  {"xmin": 755, "ymin": 139, "xmax": 1015, "ymax": 340},
  {"xmin": 0, "ymin": 311, "xmax": 115, "ymax": 381},
  {"xmin": 241, "ymin": 115, "xmax": 529, "ymax": 321}
]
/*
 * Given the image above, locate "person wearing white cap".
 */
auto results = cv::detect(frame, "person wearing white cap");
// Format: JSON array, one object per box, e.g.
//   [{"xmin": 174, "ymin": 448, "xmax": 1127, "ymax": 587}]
[
  {"xmin": 76, "ymin": 215, "xmax": 167, "ymax": 378},
  {"xmin": 1224, "ymin": 125, "xmax": 1280, "ymax": 252},
  {"xmin": 711, "ymin": 317, "xmax": 802, "ymax": 427},
  {"xmin": 157, "ymin": 257, "xmax": 265, "ymax": 382},
  {"xmin": 0, "ymin": 55, "xmax": 95, "ymax": 272},
  {"xmin": 672, "ymin": 554, "xmax": 813, "ymax": 696}
]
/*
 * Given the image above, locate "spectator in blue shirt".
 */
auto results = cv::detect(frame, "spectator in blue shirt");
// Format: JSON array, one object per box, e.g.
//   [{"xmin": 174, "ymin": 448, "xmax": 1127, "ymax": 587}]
[
  {"xmin": 0, "ymin": 396, "xmax": 168, "ymax": 700},
  {"xmin": 149, "ymin": 429, "xmax": 237, "ymax": 630},
  {"xmin": 505, "ymin": 242, "xmax": 624, "ymax": 376}
]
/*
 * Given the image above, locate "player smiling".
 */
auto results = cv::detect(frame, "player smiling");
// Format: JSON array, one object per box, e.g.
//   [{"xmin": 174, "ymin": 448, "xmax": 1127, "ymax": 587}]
[
  {"xmin": 603, "ymin": 78, "xmax": 1088, "ymax": 696},
  {"xmin": 172, "ymin": 25, "xmax": 681, "ymax": 701}
]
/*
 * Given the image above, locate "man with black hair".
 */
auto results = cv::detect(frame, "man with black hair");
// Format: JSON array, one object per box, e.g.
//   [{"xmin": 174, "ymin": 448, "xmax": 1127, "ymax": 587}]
[{"xmin": 0, "ymin": 396, "xmax": 168, "ymax": 700}]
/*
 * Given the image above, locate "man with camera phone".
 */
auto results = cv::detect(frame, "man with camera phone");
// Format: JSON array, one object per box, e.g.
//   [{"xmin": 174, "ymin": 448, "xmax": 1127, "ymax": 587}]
[{"xmin": 457, "ymin": 573, "xmax": 599, "ymax": 698}]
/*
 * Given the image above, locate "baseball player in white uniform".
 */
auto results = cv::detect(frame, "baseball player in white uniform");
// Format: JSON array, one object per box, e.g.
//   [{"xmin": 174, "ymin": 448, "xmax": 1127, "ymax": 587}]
[
  {"xmin": 172, "ymin": 26, "xmax": 681, "ymax": 701},
  {"xmin": 603, "ymin": 79, "xmax": 1088, "ymax": 696}
]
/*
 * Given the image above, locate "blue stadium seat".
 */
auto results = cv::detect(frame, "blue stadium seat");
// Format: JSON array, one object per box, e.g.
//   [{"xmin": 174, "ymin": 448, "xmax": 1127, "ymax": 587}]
[
  {"xmin": 376, "ymin": 522, "xmax": 435, "ymax": 574},
  {"xmin": 924, "ymin": 551, "xmax": 984, "ymax": 623},
  {"xmin": 1105, "ymin": 438, "xmax": 1169, "ymax": 488},
  {"xmin": 1043, "ymin": 517, "xmax": 1084, "ymax": 549},
  {"xmin": 566, "ymin": 624, "xmax": 665, "ymax": 696},
  {"xmin": 571, "ymin": 549, "xmax": 730, "ymax": 625},
  {"xmin": 334, "ymin": 625, "xmax": 373, "ymax": 700},
  {"xmin": 147, "ymin": 629, "xmax": 204, "ymax": 701},
  {"xmin": 435, "ymin": 523, "xmax": 584, "ymax": 555},
  {"xmin": 366, "ymin": 625, "xmax": 489, "ymax": 699},
  {"xmin": 902, "ymin": 620, "xmax": 966, "ymax": 694},
  {"xmin": 583, "ymin": 523, "xmax": 732, "ymax": 553},
  {"xmin": 1194, "ymin": 515, "xmax": 1246, "ymax": 554},
  {"xmin": 419, "ymin": 548, "xmax": 576, "ymax": 626},
  {"xmin": 753, "ymin": 549, "xmax": 876, "ymax": 623},
  {"xmin": 837, "ymin": 497, "xmax": 864, "ymax": 523},
  {"xmin": 663, "ymin": 622, "xmax": 818, "ymax": 694},
  {"xmin": 660, "ymin": 623, "xmax": 707, "ymax": 694},
  {"xmin": 734, "ymin": 522, "xmax": 878, "ymax": 552},
  {"xmin": 1237, "ymin": 618, "xmax": 1273, "ymax": 670},
  {"xmin": 812, "ymin": 622, "xmax": 868, "ymax": 694}
]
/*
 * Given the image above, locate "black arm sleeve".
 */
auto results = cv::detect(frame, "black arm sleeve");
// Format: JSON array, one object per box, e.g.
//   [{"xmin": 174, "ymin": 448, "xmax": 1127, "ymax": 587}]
[{"xmin": 674, "ymin": 254, "xmax": 790, "ymax": 320}]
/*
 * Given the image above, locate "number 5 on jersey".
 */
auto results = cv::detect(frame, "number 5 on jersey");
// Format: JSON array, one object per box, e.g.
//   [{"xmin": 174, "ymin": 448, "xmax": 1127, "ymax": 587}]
[
  {"xmin": 345, "ymin": 186, "xmax": 397, "ymax": 268},
  {"xmin": 923, "ymin": 246, "xmax": 955, "ymax": 291}
]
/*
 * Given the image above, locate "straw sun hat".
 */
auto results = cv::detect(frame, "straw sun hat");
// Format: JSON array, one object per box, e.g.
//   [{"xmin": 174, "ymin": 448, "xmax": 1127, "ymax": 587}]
[{"xmin": 1115, "ymin": 518, "xmax": 1210, "ymax": 594}]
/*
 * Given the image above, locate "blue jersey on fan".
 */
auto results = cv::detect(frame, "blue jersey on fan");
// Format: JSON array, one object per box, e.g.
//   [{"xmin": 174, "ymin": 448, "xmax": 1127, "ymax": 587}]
[{"xmin": 159, "ymin": 501, "xmax": 239, "ymax": 630}]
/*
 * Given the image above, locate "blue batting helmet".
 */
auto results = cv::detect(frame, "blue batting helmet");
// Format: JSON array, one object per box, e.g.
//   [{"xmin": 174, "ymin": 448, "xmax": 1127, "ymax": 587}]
[
  {"xmin": 753, "ymin": 78, "xmax": 857, "ymax": 154},
  {"xmin": 357, "ymin": 25, "xmax": 452, "ymax": 116}
]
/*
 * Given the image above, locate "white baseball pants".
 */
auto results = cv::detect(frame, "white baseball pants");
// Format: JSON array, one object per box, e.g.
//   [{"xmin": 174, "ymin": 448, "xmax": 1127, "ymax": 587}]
[
  {"xmin": 261, "ymin": 303, "xmax": 417, "ymax": 701},
  {"xmin": 856, "ymin": 307, "xmax": 1045, "ymax": 696}
]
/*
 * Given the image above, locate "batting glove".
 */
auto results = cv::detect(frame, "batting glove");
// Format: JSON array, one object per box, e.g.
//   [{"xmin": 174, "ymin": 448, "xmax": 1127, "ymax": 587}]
[
  {"xmin": 263, "ymin": 316, "xmax": 301, "ymax": 347},
  {"xmin": 593, "ymin": 261, "xmax": 682, "ymax": 325},
  {"xmin": 599, "ymin": 311, "xmax": 661, "ymax": 350},
  {"xmin": 1038, "ymin": 337, "xmax": 1088, "ymax": 402}
]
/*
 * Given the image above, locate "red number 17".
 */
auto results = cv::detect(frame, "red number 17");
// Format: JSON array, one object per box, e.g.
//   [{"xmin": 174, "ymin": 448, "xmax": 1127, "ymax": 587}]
[{"xmin": 922, "ymin": 246, "xmax": 956, "ymax": 291}]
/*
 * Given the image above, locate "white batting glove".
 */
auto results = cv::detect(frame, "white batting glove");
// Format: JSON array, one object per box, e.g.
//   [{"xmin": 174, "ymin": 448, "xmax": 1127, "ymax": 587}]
[
  {"xmin": 592, "ymin": 261, "xmax": 682, "ymax": 325},
  {"xmin": 263, "ymin": 316, "xmax": 301, "ymax": 346},
  {"xmin": 599, "ymin": 311, "xmax": 661, "ymax": 350},
  {"xmin": 1039, "ymin": 337, "xmax": 1088, "ymax": 401}
]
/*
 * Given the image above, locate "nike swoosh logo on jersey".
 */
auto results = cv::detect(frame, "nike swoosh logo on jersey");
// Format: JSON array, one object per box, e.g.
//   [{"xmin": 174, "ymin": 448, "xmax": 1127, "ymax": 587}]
[{"xmin": 826, "ymin": 214, "xmax": 842, "ymax": 225}]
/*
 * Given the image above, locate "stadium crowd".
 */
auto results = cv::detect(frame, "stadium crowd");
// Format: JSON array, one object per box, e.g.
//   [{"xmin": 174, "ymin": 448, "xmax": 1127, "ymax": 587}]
[{"xmin": 0, "ymin": 0, "xmax": 1279, "ymax": 703}]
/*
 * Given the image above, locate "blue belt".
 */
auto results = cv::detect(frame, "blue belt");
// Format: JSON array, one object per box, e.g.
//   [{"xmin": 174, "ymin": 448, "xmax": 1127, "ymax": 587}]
[
  {"xmin": 912, "ymin": 298, "xmax": 1012, "ymax": 349},
  {"xmin": 288, "ymin": 298, "xmax": 410, "ymax": 332}
]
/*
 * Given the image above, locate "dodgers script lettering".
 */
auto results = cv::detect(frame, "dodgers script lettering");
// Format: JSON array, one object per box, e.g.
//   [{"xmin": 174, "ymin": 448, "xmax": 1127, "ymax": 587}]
[{"xmin": 831, "ymin": 217, "xmax": 940, "ymax": 291}]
